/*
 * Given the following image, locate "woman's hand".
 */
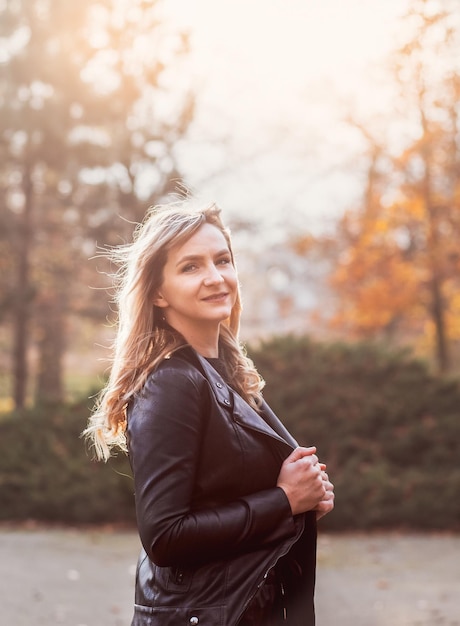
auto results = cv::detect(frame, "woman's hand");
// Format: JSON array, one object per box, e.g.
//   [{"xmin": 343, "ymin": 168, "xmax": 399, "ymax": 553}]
[
  {"xmin": 276, "ymin": 447, "xmax": 326, "ymax": 516},
  {"xmin": 314, "ymin": 464, "xmax": 335, "ymax": 520}
]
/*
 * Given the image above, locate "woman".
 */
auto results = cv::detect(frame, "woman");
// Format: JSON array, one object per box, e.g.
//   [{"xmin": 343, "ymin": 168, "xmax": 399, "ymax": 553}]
[{"xmin": 85, "ymin": 200, "xmax": 334, "ymax": 625}]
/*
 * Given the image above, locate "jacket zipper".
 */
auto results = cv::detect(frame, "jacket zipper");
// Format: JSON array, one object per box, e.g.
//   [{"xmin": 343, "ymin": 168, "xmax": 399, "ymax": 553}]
[
  {"xmin": 281, "ymin": 581, "xmax": 287, "ymax": 621},
  {"xmin": 234, "ymin": 517, "xmax": 304, "ymax": 625}
]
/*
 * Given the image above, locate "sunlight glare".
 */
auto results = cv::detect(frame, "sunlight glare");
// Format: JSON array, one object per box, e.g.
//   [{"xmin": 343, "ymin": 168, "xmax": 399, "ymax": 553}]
[{"xmin": 163, "ymin": 0, "xmax": 407, "ymax": 84}]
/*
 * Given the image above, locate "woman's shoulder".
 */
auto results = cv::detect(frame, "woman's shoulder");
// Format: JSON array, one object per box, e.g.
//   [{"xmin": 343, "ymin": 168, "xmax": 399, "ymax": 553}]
[
  {"xmin": 128, "ymin": 349, "xmax": 210, "ymax": 420},
  {"xmin": 145, "ymin": 347, "xmax": 207, "ymax": 390}
]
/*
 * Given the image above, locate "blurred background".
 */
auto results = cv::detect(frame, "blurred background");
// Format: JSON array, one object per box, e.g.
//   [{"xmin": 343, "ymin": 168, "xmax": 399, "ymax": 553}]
[
  {"xmin": 2, "ymin": 0, "xmax": 460, "ymax": 409},
  {"xmin": 1, "ymin": 0, "xmax": 460, "ymax": 518},
  {"xmin": 1, "ymin": 0, "xmax": 460, "ymax": 526},
  {"xmin": 1, "ymin": 1, "xmax": 460, "ymax": 623}
]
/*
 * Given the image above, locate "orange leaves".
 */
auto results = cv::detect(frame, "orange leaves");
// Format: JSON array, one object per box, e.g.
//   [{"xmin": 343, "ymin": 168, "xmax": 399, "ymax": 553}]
[
  {"xmin": 323, "ymin": 0, "xmax": 460, "ymax": 370},
  {"xmin": 327, "ymin": 178, "xmax": 460, "ymax": 368},
  {"xmin": 330, "ymin": 230, "xmax": 421, "ymax": 336}
]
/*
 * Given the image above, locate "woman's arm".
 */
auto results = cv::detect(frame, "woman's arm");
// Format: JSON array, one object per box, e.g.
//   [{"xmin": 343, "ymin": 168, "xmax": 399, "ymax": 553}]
[{"xmin": 127, "ymin": 365, "xmax": 297, "ymax": 568}]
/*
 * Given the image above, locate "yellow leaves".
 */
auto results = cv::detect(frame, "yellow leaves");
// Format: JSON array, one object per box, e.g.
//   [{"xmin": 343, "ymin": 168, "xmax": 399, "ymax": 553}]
[
  {"xmin": 331, "ymin": 249, "xmax": 420, "ymax": 335},
  {"xmin": 397, "ymin": 196, "xmax": 426, "ymax": 221},
  {"xmin": 329, "ymin": 188, "xmax": 460, "ymax": 369},
  {"xmin": 373, "ymin": 219, "xmax": 390, "ymax": 234},
  {"xmin": 331, "ymin": 202, "xmax": 426, "ymax": 336},
  {"xmin": 291, "ymin": 234, "xmax": 316, "ymax": 256}
]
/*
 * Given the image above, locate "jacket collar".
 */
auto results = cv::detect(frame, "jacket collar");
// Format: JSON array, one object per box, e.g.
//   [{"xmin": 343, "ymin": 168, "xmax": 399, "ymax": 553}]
[{"xmin": 192, "ymin": 350, "xmax": 297, "ymax": 452}]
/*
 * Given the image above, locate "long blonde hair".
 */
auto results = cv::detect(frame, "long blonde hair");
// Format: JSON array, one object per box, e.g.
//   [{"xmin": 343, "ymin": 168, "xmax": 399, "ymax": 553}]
[{"xmin": 84, "ymin": 199, "xmax": 264, "ymax": 461}]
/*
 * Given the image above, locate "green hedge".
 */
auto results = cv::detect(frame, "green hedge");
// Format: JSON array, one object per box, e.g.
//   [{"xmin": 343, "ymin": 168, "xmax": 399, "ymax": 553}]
[
  {"xmin": 0, "ymin": 401, "xmax": 135, "ymax": 523},
  {"xmin": 1, "ymin": 335, "xmax": 459, "ymax": 529},
  {"xmin": 250, "ymin": 336, "xmax": 460, "ymax": 530}
]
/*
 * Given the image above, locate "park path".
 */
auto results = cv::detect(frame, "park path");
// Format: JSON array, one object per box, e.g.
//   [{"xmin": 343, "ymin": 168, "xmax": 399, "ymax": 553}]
[{"xmin": 0, "ymin": 527, "xmax": 459, "ymax": 625}]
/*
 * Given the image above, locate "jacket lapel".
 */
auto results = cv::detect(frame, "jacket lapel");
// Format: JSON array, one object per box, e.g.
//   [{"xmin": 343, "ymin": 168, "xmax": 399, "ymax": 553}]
[
  {"xmin": 194, "ymin": 352, "xmax": 296, "ymax": 452},
  {"xmin": 259, "ymin": 400, "xmax": 299, "ymax": 449}
]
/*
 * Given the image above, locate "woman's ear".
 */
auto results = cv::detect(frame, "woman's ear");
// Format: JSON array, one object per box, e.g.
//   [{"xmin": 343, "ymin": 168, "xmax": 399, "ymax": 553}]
[{"xmin": 153, "ymin": 291, "xmax": 168, "ymax": 308}]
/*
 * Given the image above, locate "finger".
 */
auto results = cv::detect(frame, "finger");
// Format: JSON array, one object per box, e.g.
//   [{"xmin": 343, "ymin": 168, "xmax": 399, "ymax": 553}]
[
  {"xmin": 299, "ymin": 454, "xmax": 319, "ymax": 468},
  {"xmin": 317, "ymin": 493, "xmax": 334, "ymax": 509},
  {"xmin": 287, "ymin": 446, "xmax": 317, "ymax": 463}
]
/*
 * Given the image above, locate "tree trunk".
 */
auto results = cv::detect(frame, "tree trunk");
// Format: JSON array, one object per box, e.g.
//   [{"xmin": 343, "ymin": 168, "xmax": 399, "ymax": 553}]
[
  {"xmin": 429, "ymin": 272, "xmax": 449, "ymax": 372},
  {"xmin": 35, "ymin": 289, "xmax": 65, "ymax": 405},
  {"xmin": 420, "ymin": 104, "xmax": 450, "ymax": 373},
  {"xmin": 13, "ymin": 167, "xmax": 34, "ymax": 409}
]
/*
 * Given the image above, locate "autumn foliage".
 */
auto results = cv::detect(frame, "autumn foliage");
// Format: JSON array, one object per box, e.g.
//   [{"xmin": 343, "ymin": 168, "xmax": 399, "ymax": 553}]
[{"xmin": 298, "ymin": 1, "xmax": 460, "ymax": 373}]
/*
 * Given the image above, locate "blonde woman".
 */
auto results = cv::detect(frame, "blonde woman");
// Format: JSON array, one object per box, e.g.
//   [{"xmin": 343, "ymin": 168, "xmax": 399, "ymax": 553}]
[{"xmin": 85, "ymin": 200, "xmax": 334, "ymax": 626}]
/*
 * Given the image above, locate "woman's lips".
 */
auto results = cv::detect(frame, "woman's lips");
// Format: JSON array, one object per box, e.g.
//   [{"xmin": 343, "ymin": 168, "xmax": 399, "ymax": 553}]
[{"xmin": 203, "ymin": 292, "xmax": 228, "ymax": 302}]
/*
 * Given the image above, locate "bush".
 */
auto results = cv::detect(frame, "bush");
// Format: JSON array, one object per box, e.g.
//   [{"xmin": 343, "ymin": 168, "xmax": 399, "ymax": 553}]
[
  {"xmin": 250, "ymin": 335, "xmax": 460, "ymax": 531},
  {"xmin": 2, "ymin": 335, "xmax": 459, "ymax": 529},
  {"xmin": 0, "ymin": 400, "xmax": 135, "ymax": 523}
]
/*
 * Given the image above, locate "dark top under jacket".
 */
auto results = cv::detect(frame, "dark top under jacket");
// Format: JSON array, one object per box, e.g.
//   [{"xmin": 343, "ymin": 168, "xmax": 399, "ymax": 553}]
[{"xmin": 126, "ymin": 346, "xmax": 317, "ymax": 626}]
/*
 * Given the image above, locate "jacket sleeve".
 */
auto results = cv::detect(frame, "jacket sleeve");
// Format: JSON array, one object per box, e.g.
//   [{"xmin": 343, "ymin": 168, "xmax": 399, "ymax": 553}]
[{"xmin": 127, "ymin": 365, "xmax": 297, "ymax": 568}]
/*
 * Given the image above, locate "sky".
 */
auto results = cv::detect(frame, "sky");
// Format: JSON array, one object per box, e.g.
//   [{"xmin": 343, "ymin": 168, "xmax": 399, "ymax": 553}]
[{"xmin": 159, "ymin": 0, "xmax": 410, "ymax": 237}]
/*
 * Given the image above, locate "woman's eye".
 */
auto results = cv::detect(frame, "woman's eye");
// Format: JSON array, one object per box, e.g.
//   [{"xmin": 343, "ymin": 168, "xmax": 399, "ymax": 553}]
[
  {"xmin": 217, "ymin": 257, "xmax": 231, "ymax": 266},
  {"xmin": 182, "ymin": 263, "xmax": 197, "ymax": 272}
]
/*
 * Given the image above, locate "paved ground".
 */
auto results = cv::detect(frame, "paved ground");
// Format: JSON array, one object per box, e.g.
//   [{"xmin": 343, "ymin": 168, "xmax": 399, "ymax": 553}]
[
  {"xmin": 315, "ymin": 533, "xmax": 459, "ymax": 626},
  {"xmin": 0, "ymin": 527, "xmax": 459, "ymax": 626}
]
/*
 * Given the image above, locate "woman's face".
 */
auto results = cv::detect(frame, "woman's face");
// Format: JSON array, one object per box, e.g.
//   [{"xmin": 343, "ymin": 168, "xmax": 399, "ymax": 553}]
[{"xmin": 154, "ymin": 222, "xmax": 238, "ymax": 336}]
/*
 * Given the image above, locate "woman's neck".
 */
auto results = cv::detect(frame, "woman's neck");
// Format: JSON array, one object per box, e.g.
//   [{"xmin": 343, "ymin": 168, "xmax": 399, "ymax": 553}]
[
  {"xmin": 191, "ymin": 339, "xmax": 219, "ymax": 358},
  {"xmin": 167, "ymin": 321, "xmax": 220, "ymax": 358}
]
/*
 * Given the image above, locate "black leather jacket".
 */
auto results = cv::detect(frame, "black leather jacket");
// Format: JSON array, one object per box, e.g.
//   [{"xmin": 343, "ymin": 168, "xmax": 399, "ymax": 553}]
[{"xmin": 127, "ymin": 347, "xmax": 317, "ymax": 626}]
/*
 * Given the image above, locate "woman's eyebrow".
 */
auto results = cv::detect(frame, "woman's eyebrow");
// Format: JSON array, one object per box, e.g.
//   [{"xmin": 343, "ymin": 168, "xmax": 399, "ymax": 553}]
[
  {"xmin": 175, "ymin": 249, "xmax": 230, "ymax": 266},
  {"xmin": 175, "ymin": 254, "xmax": 201, "ymax": 266}
]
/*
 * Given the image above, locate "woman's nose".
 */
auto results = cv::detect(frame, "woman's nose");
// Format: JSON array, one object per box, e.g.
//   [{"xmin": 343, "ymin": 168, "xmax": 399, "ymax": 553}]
[{"xmin": 203, "ymin": 264, "xmax": 224, "ymax": 285}]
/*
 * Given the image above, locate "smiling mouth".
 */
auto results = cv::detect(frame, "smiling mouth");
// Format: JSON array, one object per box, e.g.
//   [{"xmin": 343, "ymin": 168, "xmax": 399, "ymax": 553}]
[{"xmin": 203, "ymin": 293, "xmax": 229, "ymax": 302}]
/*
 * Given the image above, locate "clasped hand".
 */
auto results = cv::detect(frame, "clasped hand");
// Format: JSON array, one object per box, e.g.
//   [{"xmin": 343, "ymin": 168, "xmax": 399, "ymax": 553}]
[{"xmin": 276, "ymin": 446, "xmax": 335, "ymax": 519}]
